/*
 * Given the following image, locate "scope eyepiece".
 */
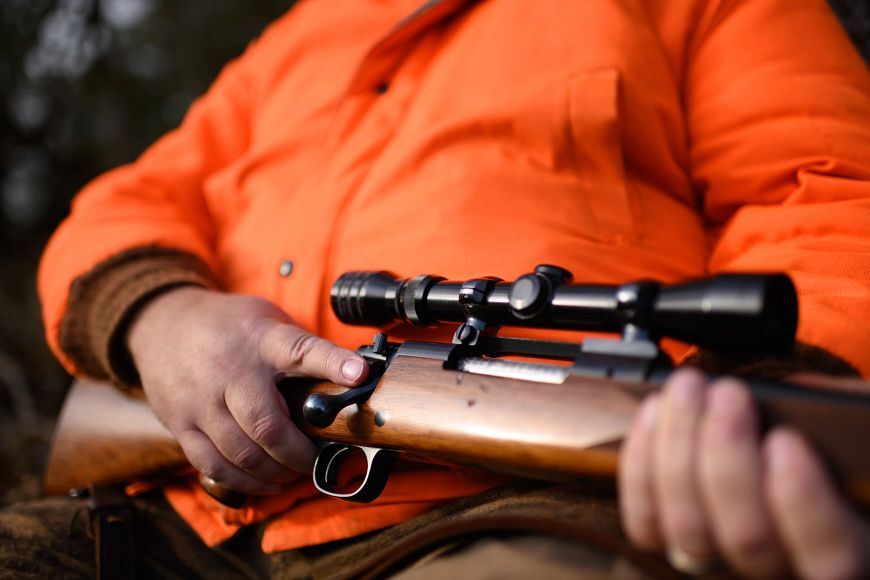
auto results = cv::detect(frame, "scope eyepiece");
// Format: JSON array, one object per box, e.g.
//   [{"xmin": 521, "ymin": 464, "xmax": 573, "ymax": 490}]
[
  {"xmin": 330, "ymin": 271, "xmax": 403, "ymax": 327},
  {"xmin": 330, "ymin": 270, "xmax": 450, "ymax": 326}
]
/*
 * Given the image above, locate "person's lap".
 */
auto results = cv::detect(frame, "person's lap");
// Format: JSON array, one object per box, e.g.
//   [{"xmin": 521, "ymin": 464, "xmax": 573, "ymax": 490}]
[{"xmin": 0, "ymin": 481, "xmax": 684, "ymax": 579}]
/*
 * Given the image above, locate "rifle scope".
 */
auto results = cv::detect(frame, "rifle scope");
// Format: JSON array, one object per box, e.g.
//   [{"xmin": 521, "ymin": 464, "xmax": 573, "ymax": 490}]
[{"xmin": 331, "ymin": 266, "xmax": 798, "ymax": 354}]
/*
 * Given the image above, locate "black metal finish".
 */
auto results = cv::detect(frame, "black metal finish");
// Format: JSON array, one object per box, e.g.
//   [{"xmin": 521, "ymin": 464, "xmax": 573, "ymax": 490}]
[
  {"xmin": 403, "ymin": 274, "xmax": 445, "ymax": 325},
  {"xmin": 452, "ymin": 277, "xmax": 501, "ymax": 346},
  {"xmin": 302, "ymin": 358, "xmax": 387, "ymax": 428},
  {"xmin": 371, "ymin": 332, "xmax": 388, "ymax": 355},
  {"xmin": 507, "ymin": 274, "xmax": 546, "ymax": 318},
  {"xmin": 330, "ymin": 265, "xmax": 797, "ymax": 354},
  {"xmin": 508, "ymin": 264, "xmax": 573, "ymax": 320},
  {"xmin": 312, "ymin": 443, "xmax": 399, "ymax": 503}
]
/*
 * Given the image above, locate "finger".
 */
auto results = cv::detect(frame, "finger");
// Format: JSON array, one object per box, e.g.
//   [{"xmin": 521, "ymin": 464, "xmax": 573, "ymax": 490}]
[
  {"xmin": 175, "ymin": 428, "xmax": 283, "ymax": 496},
  {"xmin": 698, "ymin": 380, "xmax": 789, "ymax": 578},
  {"xmin": 764, "ymin": 428, "xmax": 870, "ymax": 580},
  {"xmin": 224, "ymin": 380, "xmax": 317, "ymax": 473},
  {"xmin": 654, "ymin": 367, "xmax": 716, "ymax": 562},
  {"xmin": 263, "ymin": 325, "xmax": 368, "ymax": 386},
  {"xmin": 199, "ymin": 407, "xmax": 300, "ymax": 483},
  {"xmin": 619, "ymin": 394, "xmax": 665, "ymax": 551}
]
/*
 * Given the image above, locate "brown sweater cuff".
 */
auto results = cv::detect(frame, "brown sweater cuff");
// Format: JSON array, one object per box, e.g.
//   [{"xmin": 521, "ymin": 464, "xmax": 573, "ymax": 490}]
[
  {"xmin": 58, "ymin": 247, "xmax": 218, "ymax": 390},
  {"xmin": 684, "ymin": 342, "xmax": 860, "ymax": 380}
]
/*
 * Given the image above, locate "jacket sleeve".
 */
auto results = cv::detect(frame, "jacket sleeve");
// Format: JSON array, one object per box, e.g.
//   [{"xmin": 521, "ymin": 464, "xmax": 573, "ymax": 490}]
[
  {"xmin": 685, "ymin": 0, "xmax": 870, "ymax": 376},
  {"xmin": 38, "ymin": 13, "xmax": 292, "ymax": 374}
]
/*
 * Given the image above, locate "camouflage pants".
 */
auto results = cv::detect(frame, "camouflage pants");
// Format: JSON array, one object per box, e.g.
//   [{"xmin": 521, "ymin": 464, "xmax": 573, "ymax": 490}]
[{"xmin": 0, "ymin": 481, "xmax": 686, "ymax": 579}]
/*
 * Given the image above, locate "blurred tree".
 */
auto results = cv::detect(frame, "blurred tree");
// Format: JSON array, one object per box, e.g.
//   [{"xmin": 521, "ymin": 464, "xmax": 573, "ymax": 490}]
[{"xmin": 0, "ymin": 0, "xmax": 290, "ymax": 503}]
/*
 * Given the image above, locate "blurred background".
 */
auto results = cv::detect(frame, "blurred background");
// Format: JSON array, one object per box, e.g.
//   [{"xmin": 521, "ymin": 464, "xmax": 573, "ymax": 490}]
[
  {"xmin": 0, "ymin": 0, "xmax": 868, "ymax": 505},
  {"xmin": 0, "ymin": 0, "xmax": 289, "ymax": 504}
]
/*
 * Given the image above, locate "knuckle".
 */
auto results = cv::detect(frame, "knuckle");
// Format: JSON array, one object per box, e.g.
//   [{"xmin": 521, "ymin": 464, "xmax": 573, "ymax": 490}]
[
  {"xmin": 250, "ymin": 415, "xmax": 285, "ymax": 448},
  {"xmin": 231, "ymin": 444, "xmax": 265, "ymax": 473},
  {"xmin": 284, "ymin": 333, "xmax": 320, "ymax": 367},
  {"xmin": 320, "ymin": 348, "xmax": 345, "ymax": 376}
]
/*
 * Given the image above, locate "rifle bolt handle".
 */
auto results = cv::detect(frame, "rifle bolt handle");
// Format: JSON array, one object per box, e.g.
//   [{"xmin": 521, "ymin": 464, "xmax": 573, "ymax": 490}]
[{"xmin": 303, "ymin": 393, "xmax": 339, "ymax": 429}]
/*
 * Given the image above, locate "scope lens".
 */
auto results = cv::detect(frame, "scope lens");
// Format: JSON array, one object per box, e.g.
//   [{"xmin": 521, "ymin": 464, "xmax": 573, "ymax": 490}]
[{"xmin": 652, "ymin": 274, "xmax": 797, "ymax": 353}]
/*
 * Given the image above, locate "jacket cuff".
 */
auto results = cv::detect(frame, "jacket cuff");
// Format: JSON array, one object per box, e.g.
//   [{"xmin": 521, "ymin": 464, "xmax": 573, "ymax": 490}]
[
  {"xmin": 684, "ymin": 342, "xmax": 860, "ymax": 380},
  {"xmin": 58, "ymin": 247, "xmax": 218, "ymax": 390}
]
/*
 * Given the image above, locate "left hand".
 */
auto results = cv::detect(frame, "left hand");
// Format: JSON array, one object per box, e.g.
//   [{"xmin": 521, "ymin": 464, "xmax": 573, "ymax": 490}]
[{"xmin": 618, "ymin": 368, "xmax": 870, "ymax": 579}]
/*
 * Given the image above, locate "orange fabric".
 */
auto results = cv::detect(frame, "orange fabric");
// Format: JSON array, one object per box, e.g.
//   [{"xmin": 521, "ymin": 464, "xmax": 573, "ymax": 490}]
[
  {"xmin": 39, "ymin": 0, "xmax": 870, "ymax": 553},
  {"xmin": 163, "ymin": 464, "xmax": 504, "ymax": 550}
]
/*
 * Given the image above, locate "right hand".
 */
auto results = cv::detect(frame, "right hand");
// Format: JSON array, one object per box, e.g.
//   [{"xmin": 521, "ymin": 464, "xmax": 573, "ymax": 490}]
[
  {"xmin": 619, "ymin": 369, "xmax": 870, "ymax": 578},
  {"xmin": 126, "ymin": 286, "xmax": 369, "ymax": 495}
]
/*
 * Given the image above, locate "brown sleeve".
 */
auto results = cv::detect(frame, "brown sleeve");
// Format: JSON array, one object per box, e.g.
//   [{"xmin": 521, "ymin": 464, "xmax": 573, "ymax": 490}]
[
  {"xmin": 58, "ymin": 246, "xmax": 218, "ymax": 390},
  {"xmin": 684, "ymin": 343, "xmax": 860, "ymax": 381}
]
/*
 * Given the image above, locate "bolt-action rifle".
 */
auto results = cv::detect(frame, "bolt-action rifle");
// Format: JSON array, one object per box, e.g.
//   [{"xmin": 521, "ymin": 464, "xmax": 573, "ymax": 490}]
[{"xmin": 44, "ymin": 265, "xmax": 870, "ymax": 509}]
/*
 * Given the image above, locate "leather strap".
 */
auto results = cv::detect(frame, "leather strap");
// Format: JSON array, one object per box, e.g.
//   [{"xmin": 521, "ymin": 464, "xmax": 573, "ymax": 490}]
[{"xmin": 87, "ymin": 485, "xmax": 136, "ymax": 580}]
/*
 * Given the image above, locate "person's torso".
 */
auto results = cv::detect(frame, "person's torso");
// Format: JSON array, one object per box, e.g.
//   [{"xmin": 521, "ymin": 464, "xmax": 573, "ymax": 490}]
[
  {"xmin": 172, "ymin": 0, "xmax": 714, "ymax": 551},
  {"xmin": 200, "ymin": 0, "xmax": 709, "ymax": 352}
]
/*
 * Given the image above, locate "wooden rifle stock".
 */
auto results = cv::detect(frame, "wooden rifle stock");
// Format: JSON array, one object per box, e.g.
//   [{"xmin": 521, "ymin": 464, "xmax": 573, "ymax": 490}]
[
  {"xmin": 45, "ymin": 360, "xmax": 870, "ymax": 508},
  {"xmin": 44, "ymin": 379, "xmax": 185, "ymax": 495}
]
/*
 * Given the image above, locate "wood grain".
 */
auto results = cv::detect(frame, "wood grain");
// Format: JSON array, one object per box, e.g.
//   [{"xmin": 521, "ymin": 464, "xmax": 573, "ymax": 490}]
[
  {"xmin": 293, "ymin": 356, "xmax": 643, "ymax": 480},
  {"xmin": 43, "ymin": 379, "xmax": 185, "ymax": 495},
  {"xmin": 44, "ymin": 360, "xmax": 870, "ymax": 508}
]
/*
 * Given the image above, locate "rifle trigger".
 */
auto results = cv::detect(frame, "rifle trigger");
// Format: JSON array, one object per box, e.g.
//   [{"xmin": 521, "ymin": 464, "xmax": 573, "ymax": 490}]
[{"xmin": 312, "ymin": 443, "xmax": 399, "ymax": 503}]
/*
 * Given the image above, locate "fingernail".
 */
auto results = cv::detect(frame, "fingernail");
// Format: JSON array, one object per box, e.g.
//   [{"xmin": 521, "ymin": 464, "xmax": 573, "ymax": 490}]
[
  {"xmin": 341, "ymin": 359, "xmax": 365, "ymax": 382},
  {"xmin": 667, "ymin": 545, "xmax": 720, "ymax": 575}
]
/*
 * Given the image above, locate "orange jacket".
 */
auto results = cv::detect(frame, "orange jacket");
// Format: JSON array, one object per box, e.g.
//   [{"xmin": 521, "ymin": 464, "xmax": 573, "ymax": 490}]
[{"xmin": 39, "ymin": 0, "xmax": 870, "ymax": 552}]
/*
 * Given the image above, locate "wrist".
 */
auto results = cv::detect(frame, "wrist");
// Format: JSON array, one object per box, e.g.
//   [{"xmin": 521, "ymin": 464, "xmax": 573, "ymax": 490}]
[
  {"xmin": 57, "ymin": 247, "xmax": 219, "ymax": 389},
  {"xmin": 126, "ymin": 286, "xmax": 213, "ymax": 364}
]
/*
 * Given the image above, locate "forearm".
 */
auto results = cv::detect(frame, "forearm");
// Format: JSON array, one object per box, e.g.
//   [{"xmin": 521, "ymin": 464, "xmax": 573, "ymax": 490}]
[{"xmin": 685, "ymin": 343, "xmax": 860, "ymax": 381}]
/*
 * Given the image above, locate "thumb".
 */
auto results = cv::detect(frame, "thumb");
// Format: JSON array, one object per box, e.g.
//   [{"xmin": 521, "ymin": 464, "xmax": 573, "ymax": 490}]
[{"xmin": 263, "ymin": 324, "xmax": 369, "ymax": 386}]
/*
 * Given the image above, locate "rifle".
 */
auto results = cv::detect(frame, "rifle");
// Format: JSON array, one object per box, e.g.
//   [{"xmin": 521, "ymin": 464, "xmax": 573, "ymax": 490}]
[{"xmin": 44, "ymin": 265, "xmax": 870, "ymax": 509}]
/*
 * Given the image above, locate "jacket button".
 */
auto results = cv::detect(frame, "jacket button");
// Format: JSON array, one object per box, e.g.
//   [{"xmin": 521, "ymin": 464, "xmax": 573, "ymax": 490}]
[
  {"xmin": 279, "ymin": 260, "xmax": 294, "ymax": 277},
  {"xmin": 375, "ymin": 82, "xmax": 389, "ymax": 95}
]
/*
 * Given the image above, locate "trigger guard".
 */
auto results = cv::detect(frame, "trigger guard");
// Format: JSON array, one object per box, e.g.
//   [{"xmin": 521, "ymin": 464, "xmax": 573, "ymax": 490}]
[{"xmin": 312, "ymin": 443, "xmax": 399, "ymax": 503}]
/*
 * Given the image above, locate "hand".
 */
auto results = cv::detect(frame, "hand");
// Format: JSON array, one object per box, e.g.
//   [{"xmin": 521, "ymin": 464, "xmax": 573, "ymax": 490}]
[
  {"xmin": 126, "ymin": 287, "xmax": 369, "ymax": 495},
  {"xmin": 619, "ymin": 368, "xmax": 870, "ymax": 579}
]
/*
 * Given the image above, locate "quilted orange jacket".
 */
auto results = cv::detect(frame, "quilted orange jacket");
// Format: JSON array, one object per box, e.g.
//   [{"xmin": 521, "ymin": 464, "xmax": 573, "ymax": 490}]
[{"xmin": 39, "ymin": 0, "xmax": 870, "ymax": 552}]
